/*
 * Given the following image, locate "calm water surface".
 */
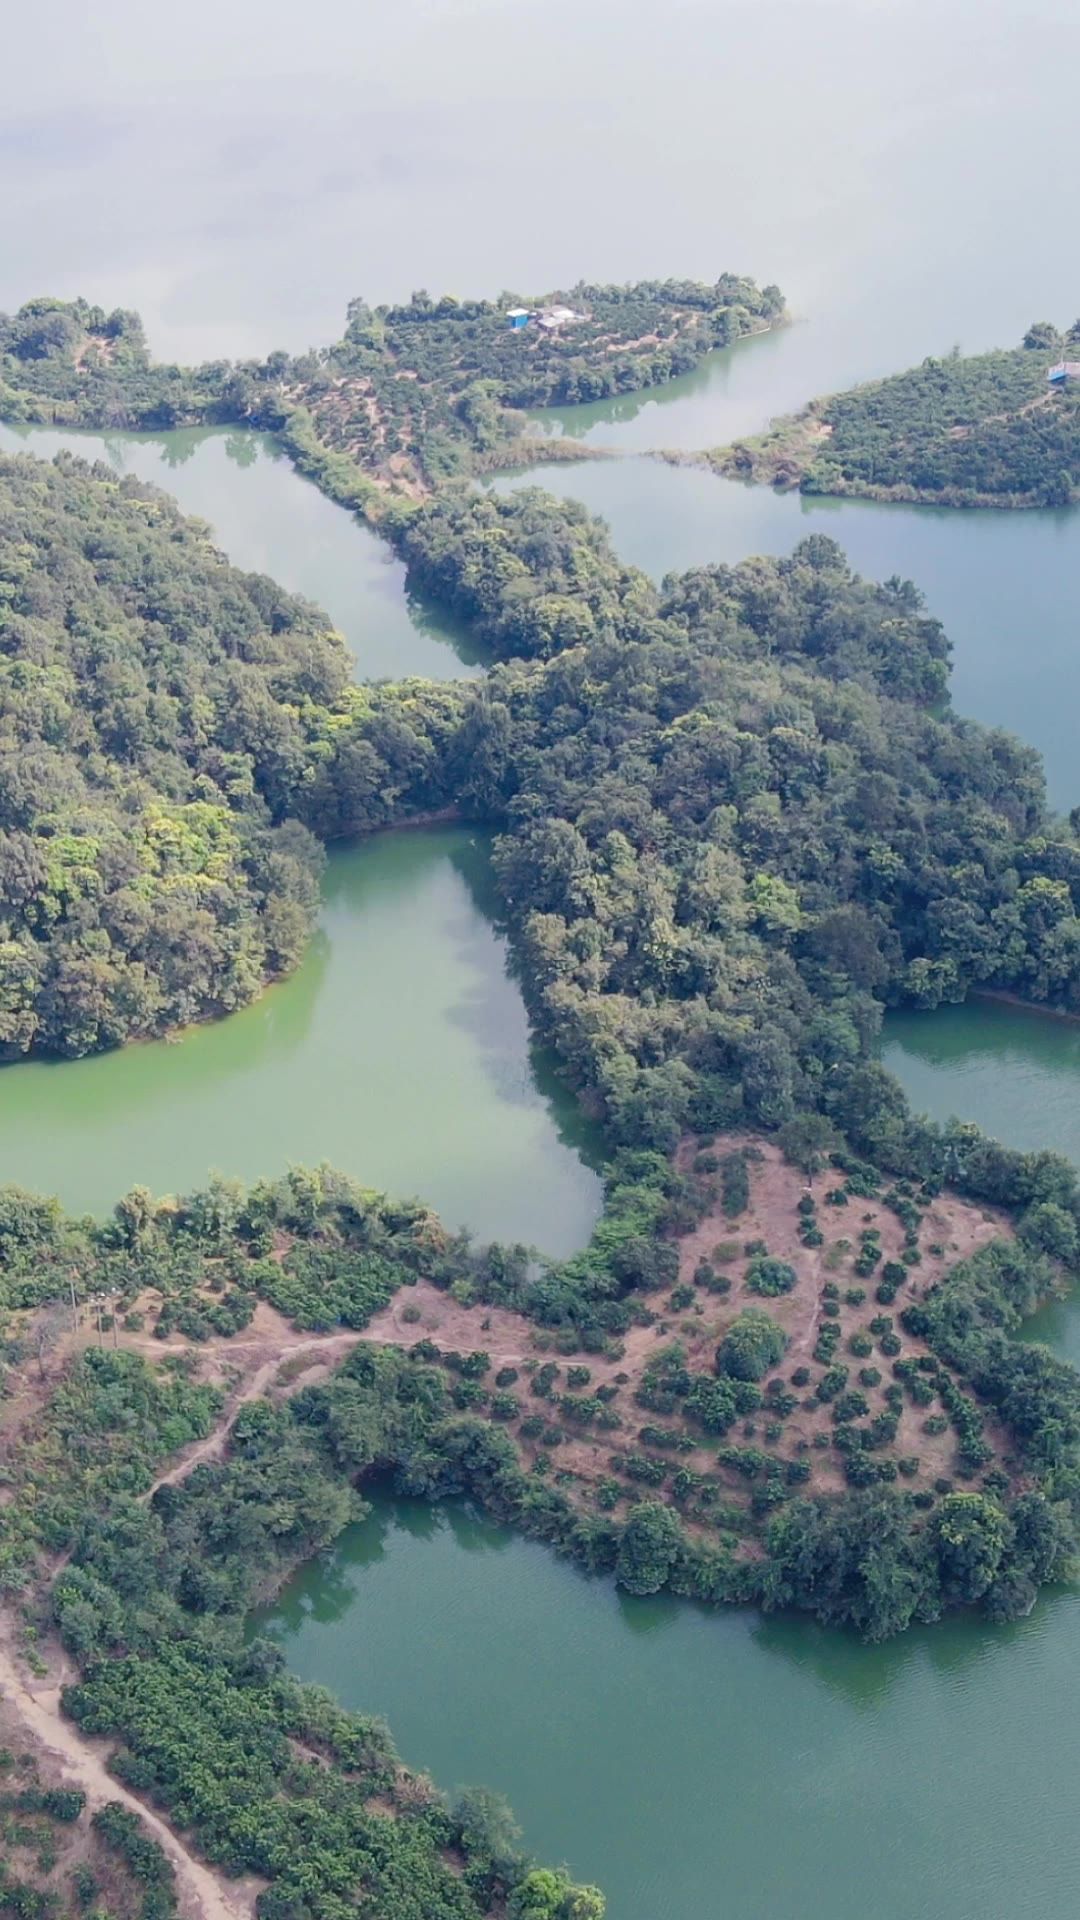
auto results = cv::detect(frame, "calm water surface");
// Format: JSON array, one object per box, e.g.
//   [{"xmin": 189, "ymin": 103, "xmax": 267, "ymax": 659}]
[
  {"xmin": 257, "ymin": 1491, "xmax": 1080, "ymax": 1920},
  {"xmin": 7, "ymin": 0, "xmax": 1078, "ymax": 433},
  {"xmin": 0, "ymin": 827, "xmax": 600, "ymax": 1254}
]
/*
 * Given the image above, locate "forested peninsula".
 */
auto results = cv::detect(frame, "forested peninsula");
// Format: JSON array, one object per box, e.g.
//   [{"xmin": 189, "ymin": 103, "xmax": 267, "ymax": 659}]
[
  {"xmin": 0, "ymin": 276, "xmax": 783, "ymax": 496},
  {"xmin": 698, "ymin": 321, "xmax": 1080, "ymax": 507}
]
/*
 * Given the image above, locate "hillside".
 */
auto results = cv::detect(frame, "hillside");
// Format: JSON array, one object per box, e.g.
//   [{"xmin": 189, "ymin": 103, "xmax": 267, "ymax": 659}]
[{"xmin": 0, "ymin": 451, "xmax": 345, "ymax": 1057}]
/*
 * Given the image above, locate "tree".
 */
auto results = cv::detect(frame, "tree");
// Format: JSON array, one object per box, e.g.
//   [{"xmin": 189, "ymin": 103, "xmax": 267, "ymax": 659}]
[
  {"xmin": 1023, "ymin": 321, "xmax": 1061, "ymax": 351},
  {"xmin": 932, "ymin": 1493, "xmax": 1009, "ymax": 1604},
  {"xmin": 777, "ymin": 1113, "xmax": 839, "ymax": 1179},
  {"xmin": 716, "ymin": 1309, "xmax": 787, "ymax": 1382},
  {"xmin": 615, "ymin": 1501, "xmax": 683, "ymax": 1595}
]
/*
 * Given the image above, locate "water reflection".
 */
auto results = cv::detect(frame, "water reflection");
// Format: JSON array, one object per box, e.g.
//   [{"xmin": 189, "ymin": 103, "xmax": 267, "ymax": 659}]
[{"xmin": 527, "ymin": 321, "xmax": 791, "ymax": 449}]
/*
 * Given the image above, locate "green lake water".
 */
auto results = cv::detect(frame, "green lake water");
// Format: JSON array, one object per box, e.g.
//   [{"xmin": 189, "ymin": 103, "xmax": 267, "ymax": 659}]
[
  {"xmin": 256, "ymin": 1493, "xmax": 1080, "ymax": 1920},
  {"xmin": 0, "ymin": 420, "xmax": 598, "ymax": 1252},
  {"xmin": 0, "ymin": 826, "xmax": 600, "ymax": 1254}
]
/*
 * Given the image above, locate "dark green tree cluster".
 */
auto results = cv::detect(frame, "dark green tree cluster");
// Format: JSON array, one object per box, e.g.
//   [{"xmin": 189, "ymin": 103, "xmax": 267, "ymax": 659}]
[
  {"xmin": 0, "ymin": 452, "xmax": 353, "ymax": 1056},
  {"xmin": 358, "ymin": 491, "xmax": 1080, "ymax": 1168}
]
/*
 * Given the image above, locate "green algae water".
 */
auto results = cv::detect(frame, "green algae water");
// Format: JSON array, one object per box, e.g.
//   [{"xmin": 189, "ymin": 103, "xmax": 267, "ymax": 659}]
[
  {"xmin": 256, "ymin": 1492, "xmax": 1080, "ymax": 1920},
  {"xmin": 0, "ymin": 827, "xmax": 600, "ymax": 1254}
]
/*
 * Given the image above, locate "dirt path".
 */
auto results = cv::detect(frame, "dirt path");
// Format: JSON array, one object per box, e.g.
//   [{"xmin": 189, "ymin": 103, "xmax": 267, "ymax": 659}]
[
  {"xmin": 0, "ymin": 1298, "xmax": 525, "ymax": 1919},
  {"xmin": 147, "ymin": 1326, "xmax": 364, "ymax": 1493},
  {"xmin": 0, "ymin": 1624, "xmax": 257, "ymax": 1920}
]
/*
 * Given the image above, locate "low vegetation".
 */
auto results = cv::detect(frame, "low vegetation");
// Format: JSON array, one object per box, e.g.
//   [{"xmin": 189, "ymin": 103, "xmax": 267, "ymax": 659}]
[{"xmin": 0, "ymin": 1755, "xmax": 179, "ymax": 1920}]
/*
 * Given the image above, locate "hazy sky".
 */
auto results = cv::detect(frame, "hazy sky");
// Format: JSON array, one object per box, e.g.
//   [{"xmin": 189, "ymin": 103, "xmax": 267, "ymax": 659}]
[{"xmin": 4, "ymin": 0, "xmax": 1078, "ymax": 368}]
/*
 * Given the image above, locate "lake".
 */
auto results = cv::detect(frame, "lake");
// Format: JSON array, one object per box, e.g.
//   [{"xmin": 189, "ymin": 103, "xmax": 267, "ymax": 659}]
[
  {"xmin": 256, "ymin": 1484, "xmax": 1080, "ymax": 1920},
  {"xmin": 0, "ymin": 423, "xmax": 599, "ymax": 1253},
  {"xmin": 0, "ymin": 826, "xmax": 600, "ymax": 1254},
  {"xmin": 8, "ymin": 8, "xmax": 1080, "ymax": 1905}
]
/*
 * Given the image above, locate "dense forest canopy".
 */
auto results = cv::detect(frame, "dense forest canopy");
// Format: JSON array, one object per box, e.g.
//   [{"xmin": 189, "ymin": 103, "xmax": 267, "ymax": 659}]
[
  {"xmin": 332, "ymin": 488, "xmax": 1080, "ymax": 1177},
  {"xmin": 707, "ymin": 322, "xmax": 1080, "ymax": 506},
  {"xmin": 0, "ymin": 451, "xmax": 349, "ymax": 1056},
  {"xmin": 0, "ymin": 277, "xmax": 784, "ymax": 495}
]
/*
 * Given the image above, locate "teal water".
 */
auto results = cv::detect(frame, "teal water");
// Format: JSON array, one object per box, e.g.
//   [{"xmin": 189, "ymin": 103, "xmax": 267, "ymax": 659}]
[{"xmin": 257, "ymin": 1489, "xmax": 1080, "ymax": 1920}]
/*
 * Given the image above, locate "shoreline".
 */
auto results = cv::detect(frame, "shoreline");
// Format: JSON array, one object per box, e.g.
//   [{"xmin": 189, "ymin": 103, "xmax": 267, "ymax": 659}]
[{"xmin": 970, "ymin": 987, "xmax": 1080, "ymax": 1025}]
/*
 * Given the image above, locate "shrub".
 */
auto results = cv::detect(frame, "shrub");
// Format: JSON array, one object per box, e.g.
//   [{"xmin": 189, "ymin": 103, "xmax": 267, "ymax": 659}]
[
  {"xmin": 720, "ymin": 1153, "xmax": 751, "ymax": 1218},
  {"xmin": 790, "ymin": 1366, "xmax": 811, "ymax": 1387},
  {"xmin": 495, "ymin": 1366, "xmax": 519, "ymax": 1388},
  {"xmin": 566, "ymin": 1365, "xmax": 592, "ymax": 1389},
  {"xmin": 832, "ymin": 1390, "xmax": 870, "ymax": 1423},
  {"xmin": 816, "ymin": 1365, "xmax": 849, "ymax": 1403},
  {"xmin": 746, "ymin": 1256, "xmax": 797, "ymax": 1298}
]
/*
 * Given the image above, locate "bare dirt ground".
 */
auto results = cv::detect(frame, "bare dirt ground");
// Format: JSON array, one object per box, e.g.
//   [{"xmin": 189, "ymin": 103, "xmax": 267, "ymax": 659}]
[{"xmin": 0, "ymin": 1625, "xmax": 261, "ymax": 1920}]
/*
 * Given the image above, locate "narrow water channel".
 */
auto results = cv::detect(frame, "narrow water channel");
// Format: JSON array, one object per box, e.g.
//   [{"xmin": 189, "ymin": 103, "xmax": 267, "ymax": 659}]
[{"xmin": 0, "ymin": 422, "xmax": 483, "ymax": 682}]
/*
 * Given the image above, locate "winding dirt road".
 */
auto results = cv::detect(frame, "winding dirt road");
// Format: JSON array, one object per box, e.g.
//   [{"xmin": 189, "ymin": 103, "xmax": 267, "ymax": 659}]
[{"xmin": 0, "ymin": 1634, "xmax": 257, "ymax": 1920}]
